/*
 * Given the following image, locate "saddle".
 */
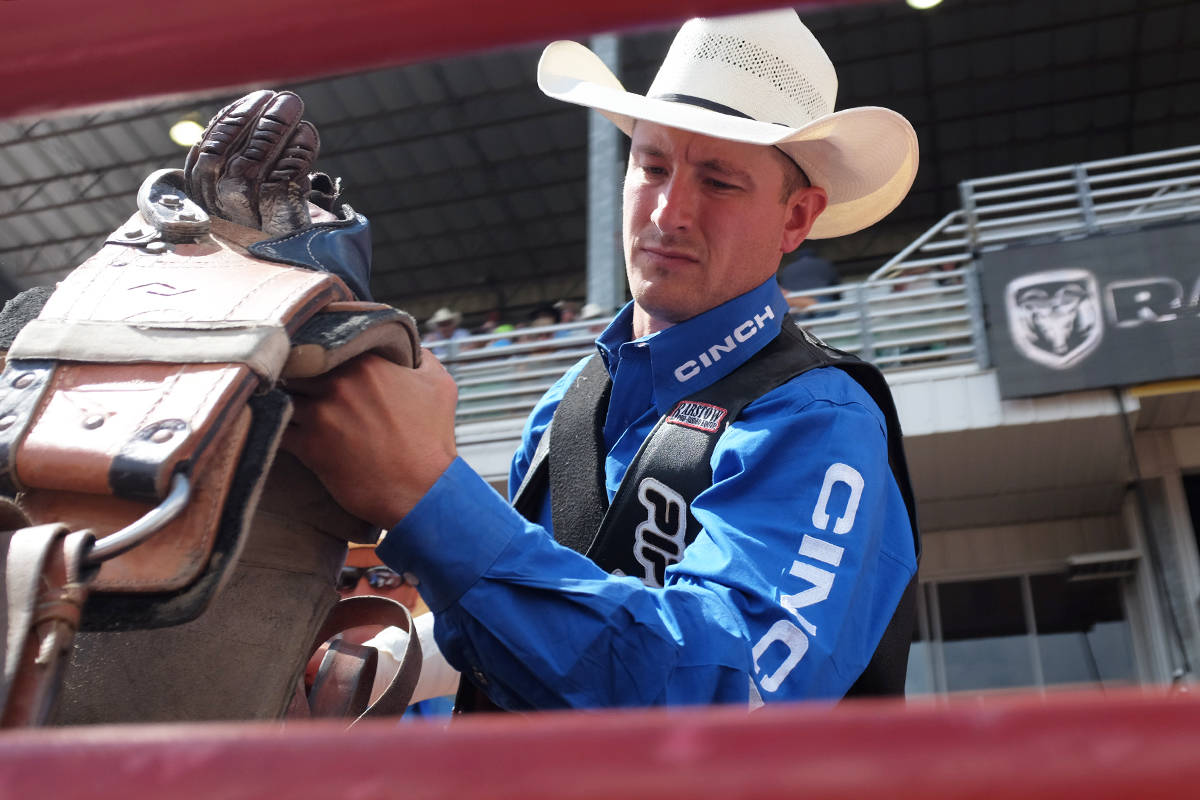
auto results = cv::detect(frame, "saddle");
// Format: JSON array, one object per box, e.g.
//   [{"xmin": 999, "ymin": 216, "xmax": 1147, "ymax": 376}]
[{"xmin": 0, "ymin": 92, "xmax": 423, "ymax": 726}]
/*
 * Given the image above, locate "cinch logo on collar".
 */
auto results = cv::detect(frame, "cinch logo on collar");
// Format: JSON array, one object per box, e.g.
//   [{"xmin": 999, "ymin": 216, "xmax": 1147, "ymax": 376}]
[
  {"xmin": 673, "ymin": 305, "xmax": 775, "ymax": 383},
  {"xmin": 667, "ymin": 400, "xmax": 728, "ymax": 433}
]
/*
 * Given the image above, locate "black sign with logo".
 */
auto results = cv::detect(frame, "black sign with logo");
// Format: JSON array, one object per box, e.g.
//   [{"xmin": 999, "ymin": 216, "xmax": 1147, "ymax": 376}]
[{"xmin": 979, "ymin": 222, "xmax": 1200, "ymax": 399}]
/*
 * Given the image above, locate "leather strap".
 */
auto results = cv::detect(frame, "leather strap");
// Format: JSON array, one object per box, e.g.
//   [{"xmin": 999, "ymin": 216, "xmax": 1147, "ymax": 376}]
[
  {"xmin": 308, "ymin": 595, "xmax": 423, "ymax": 724},
  {"xmin": 309, "ymin": 639, "xmax": 379, "ymax": 720},
  {"xmin": 1, "ymin": 522, "xmax": 94, "ymax": 727},
  {"xmin": 545, "ymin": 356, "xmax": 611, "ymax": 555}
]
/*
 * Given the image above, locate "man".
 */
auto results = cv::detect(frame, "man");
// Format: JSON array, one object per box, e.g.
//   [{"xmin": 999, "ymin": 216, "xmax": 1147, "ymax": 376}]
[
  {"xmin": 285, "ymin": 9, "xmax": 920, "ymax": 710},
  {"xmin": 778, "ymin": 249, "xmax": 840, "ymax": 316},
  {"xmin": 423, "ymin": 306, "xmax": 470, "ymax": 358}
]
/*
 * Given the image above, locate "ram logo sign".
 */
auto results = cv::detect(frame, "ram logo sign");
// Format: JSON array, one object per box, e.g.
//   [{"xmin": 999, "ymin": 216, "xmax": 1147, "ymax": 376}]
[
  {"xmin": 979, "ymin": 223, "xmax": 1200, "ymax": 399},
  {"xmin": 1006, "ymin": 269, "xmax": 1102, "ymax": 369}
]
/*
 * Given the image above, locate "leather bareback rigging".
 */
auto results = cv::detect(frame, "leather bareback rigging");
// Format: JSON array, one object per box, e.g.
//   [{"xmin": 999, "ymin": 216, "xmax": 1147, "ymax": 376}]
[{"xmin": 0, "ymin": 168, "xmax": 423, "ymax": 726}]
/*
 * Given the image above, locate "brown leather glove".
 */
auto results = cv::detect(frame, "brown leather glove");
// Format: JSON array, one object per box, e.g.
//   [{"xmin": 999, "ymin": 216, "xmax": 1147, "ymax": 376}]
[{"xmin": 184, "ymin": 90, "xmax": 320, "ymax": 236}]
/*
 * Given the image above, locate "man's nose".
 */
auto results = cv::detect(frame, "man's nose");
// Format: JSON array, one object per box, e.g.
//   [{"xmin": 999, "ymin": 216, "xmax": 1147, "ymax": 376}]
[{"xmin": 650, "ymin": 176, "xmax": 696, "ymax": 232}]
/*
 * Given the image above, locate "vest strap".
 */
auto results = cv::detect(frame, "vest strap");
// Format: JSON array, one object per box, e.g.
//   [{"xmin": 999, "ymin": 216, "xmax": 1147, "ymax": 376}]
[{"xmin": 510, "ymin": 318, "xmax": 920, "ymax": 698}]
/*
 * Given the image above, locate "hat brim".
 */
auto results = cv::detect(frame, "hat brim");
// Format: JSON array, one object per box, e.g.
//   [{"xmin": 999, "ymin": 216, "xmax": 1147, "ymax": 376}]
[{"xmin": 537, "ymin": 40, "xmax": 918, "ymax": 239}]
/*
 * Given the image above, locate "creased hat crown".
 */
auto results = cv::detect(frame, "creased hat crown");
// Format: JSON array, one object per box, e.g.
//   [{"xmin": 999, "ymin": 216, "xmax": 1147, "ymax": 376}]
[{"xmin": 648, "ymin": 13, "xmax": 837, "ymax": 129}]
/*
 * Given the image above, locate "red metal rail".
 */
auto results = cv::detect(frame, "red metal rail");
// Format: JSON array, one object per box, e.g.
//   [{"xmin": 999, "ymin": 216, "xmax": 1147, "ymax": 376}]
[
  {"xmin": 2, "ymin": 690, "xmax": 1198, "ymax": 800},
  {"xmin": 0, "ymin": 0, "xmax": 861, "ymax": 121}
]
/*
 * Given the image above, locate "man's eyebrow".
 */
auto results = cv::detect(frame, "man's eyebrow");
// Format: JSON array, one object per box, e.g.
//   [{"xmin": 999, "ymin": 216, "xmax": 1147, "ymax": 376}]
[
  {"xmin": 631, "ymin": 144, "xmax": 665, "ymax": 158},
  {"xmin": 699, "ymin": 159, "xmax": 753, "ymax": 184}
]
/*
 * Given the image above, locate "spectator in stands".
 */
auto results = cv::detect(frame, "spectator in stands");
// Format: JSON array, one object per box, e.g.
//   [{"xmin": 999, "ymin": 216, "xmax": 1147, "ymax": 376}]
[
  {"xmin": 778, "ymin": 249, "xmax": 840, "ymax": 317},
  {"xmin": 423, "ymin": 307, "xmax": 470, "ymax": 358},
  {"xmin": 486, "ymin": 323, "xmax": 516, "ymax": 349},
  {"xmin": 521, "ymin": 304, "xmax": 561, "ymax": 348},
  {"xmin": 553, "ymin": 300, "xmax": 582, "ymax": 339},
  {"xmin": 474, "ymin": 310, "xmax": 502, "ymax": 337}
]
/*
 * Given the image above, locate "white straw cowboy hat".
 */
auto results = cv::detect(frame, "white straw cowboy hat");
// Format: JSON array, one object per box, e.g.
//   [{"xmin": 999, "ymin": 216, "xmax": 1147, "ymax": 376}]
[
  {"xmin": 537, "ymin": 9, "xmax": 918, "ymax": 239},
  {"xmin": 426, "ymin": 306, "xmax": 462, "ymax": 330}
]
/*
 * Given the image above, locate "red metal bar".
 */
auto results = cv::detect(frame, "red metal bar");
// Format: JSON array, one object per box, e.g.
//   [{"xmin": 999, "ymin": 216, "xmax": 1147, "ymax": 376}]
[
  {"xmin": 2, "ymin": 690, "xmax": 1198, "ymax": 800},
  {"xmin": 2, "ymin": 0, "xmax": 859, "ymax": 121}
]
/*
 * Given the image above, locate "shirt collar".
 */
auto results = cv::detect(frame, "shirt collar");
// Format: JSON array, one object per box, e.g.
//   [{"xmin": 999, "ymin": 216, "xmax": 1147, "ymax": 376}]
[{"xmin": 594, "ymin": 278, "xmax": 789, "ymax": 415}]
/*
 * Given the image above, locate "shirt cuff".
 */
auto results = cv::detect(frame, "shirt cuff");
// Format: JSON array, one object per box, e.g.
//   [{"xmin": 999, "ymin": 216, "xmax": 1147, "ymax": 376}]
[{"xmin": 376, "ymin": 456, "xmax": 519, "ymax": 613}]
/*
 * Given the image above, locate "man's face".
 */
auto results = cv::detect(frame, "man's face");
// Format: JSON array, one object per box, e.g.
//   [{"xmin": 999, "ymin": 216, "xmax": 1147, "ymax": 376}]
[{"xmin": 622, "ymin": 122, "xmax": 826, "ymax": 334}]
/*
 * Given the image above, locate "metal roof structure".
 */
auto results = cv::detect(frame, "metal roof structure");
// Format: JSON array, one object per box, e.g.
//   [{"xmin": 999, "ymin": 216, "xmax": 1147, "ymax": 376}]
[{"xmin": 1, "ymin": 0, "xmax": 1196, "ymax": 328}]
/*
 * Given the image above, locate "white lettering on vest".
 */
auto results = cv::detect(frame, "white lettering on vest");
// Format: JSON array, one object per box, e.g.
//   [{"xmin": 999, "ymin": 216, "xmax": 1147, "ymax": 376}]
[{"xmin": 632, "ymin": 477, "xmax": 688, "ymax": 588}]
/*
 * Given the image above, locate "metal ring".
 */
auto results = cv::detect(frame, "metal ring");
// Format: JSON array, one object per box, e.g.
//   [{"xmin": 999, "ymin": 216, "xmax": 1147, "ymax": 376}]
[{"xmin": 85, "ymin": 473, "xmax": 191, "ymax": 565}]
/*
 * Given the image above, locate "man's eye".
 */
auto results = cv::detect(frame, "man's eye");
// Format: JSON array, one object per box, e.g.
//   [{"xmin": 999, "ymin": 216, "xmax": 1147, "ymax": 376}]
[
  {"xmin": 706, "ymin": 178, "xmax": 738, "ymax": 190},
  {"xmin": 643, "ymin": 165, "xmax": 667, "ymax": 176}
]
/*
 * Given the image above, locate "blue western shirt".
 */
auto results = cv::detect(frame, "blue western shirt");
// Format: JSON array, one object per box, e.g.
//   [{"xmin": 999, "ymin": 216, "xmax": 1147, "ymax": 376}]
[{"xmin": 378, "ymin": 278, "xmax": 917, "ymax": 710}]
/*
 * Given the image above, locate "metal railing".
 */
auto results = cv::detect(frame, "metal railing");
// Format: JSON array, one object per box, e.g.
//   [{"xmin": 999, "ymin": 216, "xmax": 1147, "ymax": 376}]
[
  {"xmin": 871, "ymin": 144, "xmax": 1200, "ymax": 281},
  {"xmin": 441, "ymin": 266, "xmax": 984, "ymax": 424},
  {"xmin": 444, "ymin": 143, "xmax": 1200, "ymax": 433}
]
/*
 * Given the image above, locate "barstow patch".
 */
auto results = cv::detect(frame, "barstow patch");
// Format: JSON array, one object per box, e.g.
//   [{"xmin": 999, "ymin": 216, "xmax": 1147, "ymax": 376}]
[{"xmin": 667, "ymin": 400, "xmax": 728, "ymax": 433}]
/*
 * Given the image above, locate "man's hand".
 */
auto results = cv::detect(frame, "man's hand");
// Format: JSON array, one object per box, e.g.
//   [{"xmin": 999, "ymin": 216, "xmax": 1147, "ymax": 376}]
[
  {"xmin": 282, "ymin": 351, "xmax": 459, "ymax": 529},
  {"xmin": 184, "ymin": 89, "xmax": 319, "ymax": 236}
]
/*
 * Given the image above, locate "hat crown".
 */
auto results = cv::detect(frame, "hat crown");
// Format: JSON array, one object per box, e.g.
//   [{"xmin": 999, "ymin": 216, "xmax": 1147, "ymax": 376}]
[{"xmin": 647, "ymin": 10, "xmax": 838, "ymax": 129}]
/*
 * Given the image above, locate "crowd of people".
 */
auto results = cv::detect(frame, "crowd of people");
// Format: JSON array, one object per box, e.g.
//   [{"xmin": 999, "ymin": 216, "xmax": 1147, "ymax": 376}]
[{"xmin": 420, "ymin": 299, "xmax": 609, "ymax": 359}]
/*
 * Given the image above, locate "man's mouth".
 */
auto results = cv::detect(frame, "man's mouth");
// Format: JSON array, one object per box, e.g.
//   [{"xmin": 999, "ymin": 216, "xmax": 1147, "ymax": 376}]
[{"xmin": 639, "ymin": 244, "xmax": 700, "ymax": 264}]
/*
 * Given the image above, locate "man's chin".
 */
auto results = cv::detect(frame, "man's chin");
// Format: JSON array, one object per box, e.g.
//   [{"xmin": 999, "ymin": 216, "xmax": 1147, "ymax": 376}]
[{"xmin": 632, "ymin": 287, "xmax": 703, "ymax": 328}]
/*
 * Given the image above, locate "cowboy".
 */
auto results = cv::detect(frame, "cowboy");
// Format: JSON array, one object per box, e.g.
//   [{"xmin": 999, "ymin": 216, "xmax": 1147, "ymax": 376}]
[
  {"xmin": 423, "ymin": 306, "xmax": 470, "ymax": 358},
  {"xmin": 285, "ymin": 9, "xmax": 920, "ymax": 710}
]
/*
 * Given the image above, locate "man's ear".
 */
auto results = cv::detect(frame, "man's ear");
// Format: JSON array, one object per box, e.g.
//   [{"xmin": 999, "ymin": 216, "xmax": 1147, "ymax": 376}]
[{"xmin": 781, "ymin": 187, "xmax": 828, "ymax": 254}]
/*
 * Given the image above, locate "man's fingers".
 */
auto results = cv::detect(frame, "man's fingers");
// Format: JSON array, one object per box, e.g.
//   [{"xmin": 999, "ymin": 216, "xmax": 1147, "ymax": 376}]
[{"xmin": 414, "ymin": 348, "xmax": 447, "ymax": 376}]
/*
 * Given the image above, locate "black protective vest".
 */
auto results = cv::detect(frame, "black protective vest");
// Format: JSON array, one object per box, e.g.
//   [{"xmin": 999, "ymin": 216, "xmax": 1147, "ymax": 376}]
[{"xmin": 456, "ymin": 319, "xmax": 920, "ymax": 711}]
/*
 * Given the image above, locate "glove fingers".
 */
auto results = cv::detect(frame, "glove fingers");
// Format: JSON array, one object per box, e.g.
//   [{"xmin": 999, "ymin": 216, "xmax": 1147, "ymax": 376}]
[
  {"xmin": 259, "ymin": 120, "xmax": 320, "ymax": 236},
  {"xmin": 216, "ymin": 92, "xmax": 307, "ymax": 228},
  {"xmin": 184, "ymin": 90, "xmax": 277, "ymax": 218}
]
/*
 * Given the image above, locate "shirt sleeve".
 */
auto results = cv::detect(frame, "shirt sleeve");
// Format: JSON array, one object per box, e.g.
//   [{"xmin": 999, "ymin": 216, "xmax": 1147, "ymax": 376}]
[{"xmin": 376, "ymin": 371, "xmax": 916, "ymax": 710}]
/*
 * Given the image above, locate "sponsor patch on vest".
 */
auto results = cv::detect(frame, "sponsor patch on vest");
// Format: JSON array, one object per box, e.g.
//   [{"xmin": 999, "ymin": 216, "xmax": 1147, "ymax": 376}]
[{"xmin": 667, "ymin": 400, "xmax": 728, "ymax": 433}]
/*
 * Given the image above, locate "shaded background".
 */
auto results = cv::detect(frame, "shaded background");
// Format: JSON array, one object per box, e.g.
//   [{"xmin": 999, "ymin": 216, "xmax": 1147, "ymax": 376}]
[{"xmin": 0, "ymin": 0, "xmax": 1196, "ymax": 327}]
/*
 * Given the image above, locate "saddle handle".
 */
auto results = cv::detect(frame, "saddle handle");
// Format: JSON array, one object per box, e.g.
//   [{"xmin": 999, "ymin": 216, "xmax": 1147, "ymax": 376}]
[
  {"xmin": 84, "ymin": 472, "xmax": 191, "ymax": 565},
  {"xmin": 135, "ymin": 169, "xmax": 210, "ymax": 243}
]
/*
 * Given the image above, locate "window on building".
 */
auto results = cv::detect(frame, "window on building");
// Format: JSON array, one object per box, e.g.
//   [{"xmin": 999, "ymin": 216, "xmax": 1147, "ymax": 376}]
[
  {"xmin": 905, "ymin": 572, "xmax": 1135, "ymax": 696},
  {"xmin": 1184, "ymin": 473, "xmax": 1200, "ymax": 562},
  {"xmin": 905, "ymin": 587, "xmax": 935, "ymax": 696},
  {"xmin": 939, "ymin": 577, "xmax": 1034, "ymax": 692},
  {"xmin": 1031, "ymin": 573, "xmax": 1134, "ymax": 689}
]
